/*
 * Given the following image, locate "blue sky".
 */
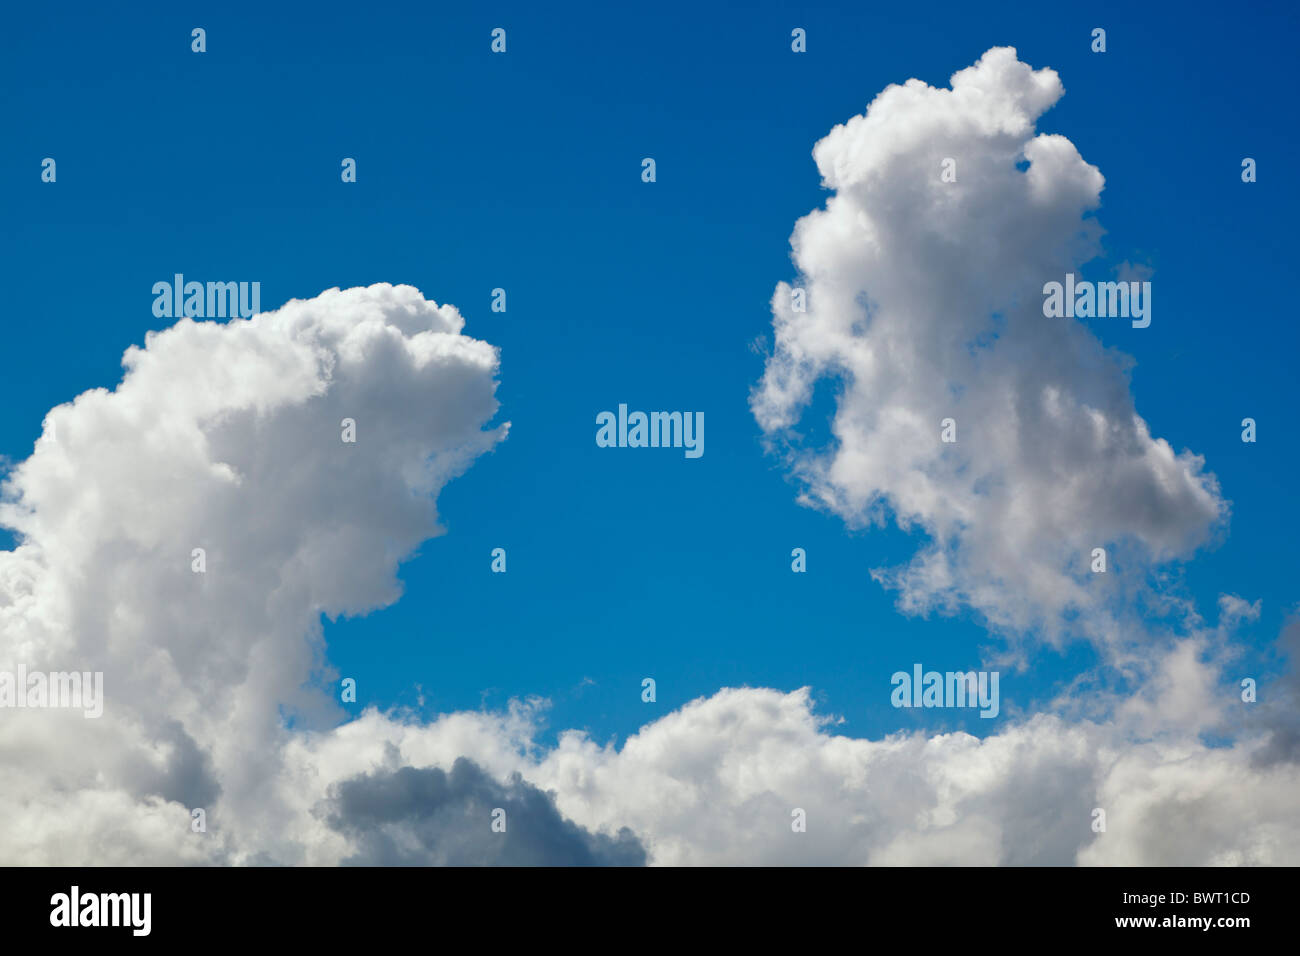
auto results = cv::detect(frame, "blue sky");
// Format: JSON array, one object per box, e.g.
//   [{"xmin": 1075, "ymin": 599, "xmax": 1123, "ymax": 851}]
[{"xmin": 2, "ymin": 0, "xmax": 1297, "ymax": 753}]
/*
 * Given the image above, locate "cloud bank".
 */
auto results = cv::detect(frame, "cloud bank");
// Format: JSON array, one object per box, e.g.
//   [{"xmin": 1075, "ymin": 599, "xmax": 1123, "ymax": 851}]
[{"xmin": 310, "ymin": 646, "xmax": 1300, "ymax": 866}]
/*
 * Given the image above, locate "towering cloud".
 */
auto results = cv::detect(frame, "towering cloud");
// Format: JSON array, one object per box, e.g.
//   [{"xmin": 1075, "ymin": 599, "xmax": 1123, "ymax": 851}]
[
  {"xmin": 0, "ymin": 283, "xmax": 513, "ymax": 863},
  {"xmin": 751, "ymin": 47, "xmax": 1226, "ymax": 646}
]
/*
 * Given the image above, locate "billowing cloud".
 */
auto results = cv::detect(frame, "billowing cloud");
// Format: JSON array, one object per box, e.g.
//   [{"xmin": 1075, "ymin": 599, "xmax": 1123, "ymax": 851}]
[
  {"xmin": 0, "ymin": 283, "xmax": 509, "ymax": 863},
  {"xmin": 751, "ymin": 47, "xmax": 1226, "ymax": 646},
  {"xmin": 268, "ymin": 610, "xmax": 1300, "ymax": 866}
]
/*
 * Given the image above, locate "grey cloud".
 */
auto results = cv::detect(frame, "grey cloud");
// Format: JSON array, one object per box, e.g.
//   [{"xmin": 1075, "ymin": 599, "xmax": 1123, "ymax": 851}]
[
  {"xmin": 322, "ymin": 757, "xmax": 646, "ymax": 866},
  {"xmin": 1248, "ymin": 616, "xmax": 1300, "ymax": 767}
]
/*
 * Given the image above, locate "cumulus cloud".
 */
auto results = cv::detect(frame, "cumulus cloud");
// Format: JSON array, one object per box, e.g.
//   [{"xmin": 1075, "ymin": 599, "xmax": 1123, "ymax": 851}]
[
  {"xmin": 0, "ymin": 283, "xmax": 510, "ymax": 863},
  {"xmin": 268, "ymin": 615, "xmax": 1300, "ymax": 866},
  {"xmin": 751, "ymin": 47, "xmax": 1226, "ymax": 646}
]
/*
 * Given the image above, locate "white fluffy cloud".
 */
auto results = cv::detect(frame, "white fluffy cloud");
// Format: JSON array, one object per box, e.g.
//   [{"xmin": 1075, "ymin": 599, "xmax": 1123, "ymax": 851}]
[
  {"xmin": 271, "ymin": 614, "xmax": 1300, "ymax": 865},
  {"xmin": 751, "ymin": 47, "xmax": 1226, "ymax": 645},
  {"xmin": 0, "ymin": 283, "xmax": 509, "ymax": 863}
]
